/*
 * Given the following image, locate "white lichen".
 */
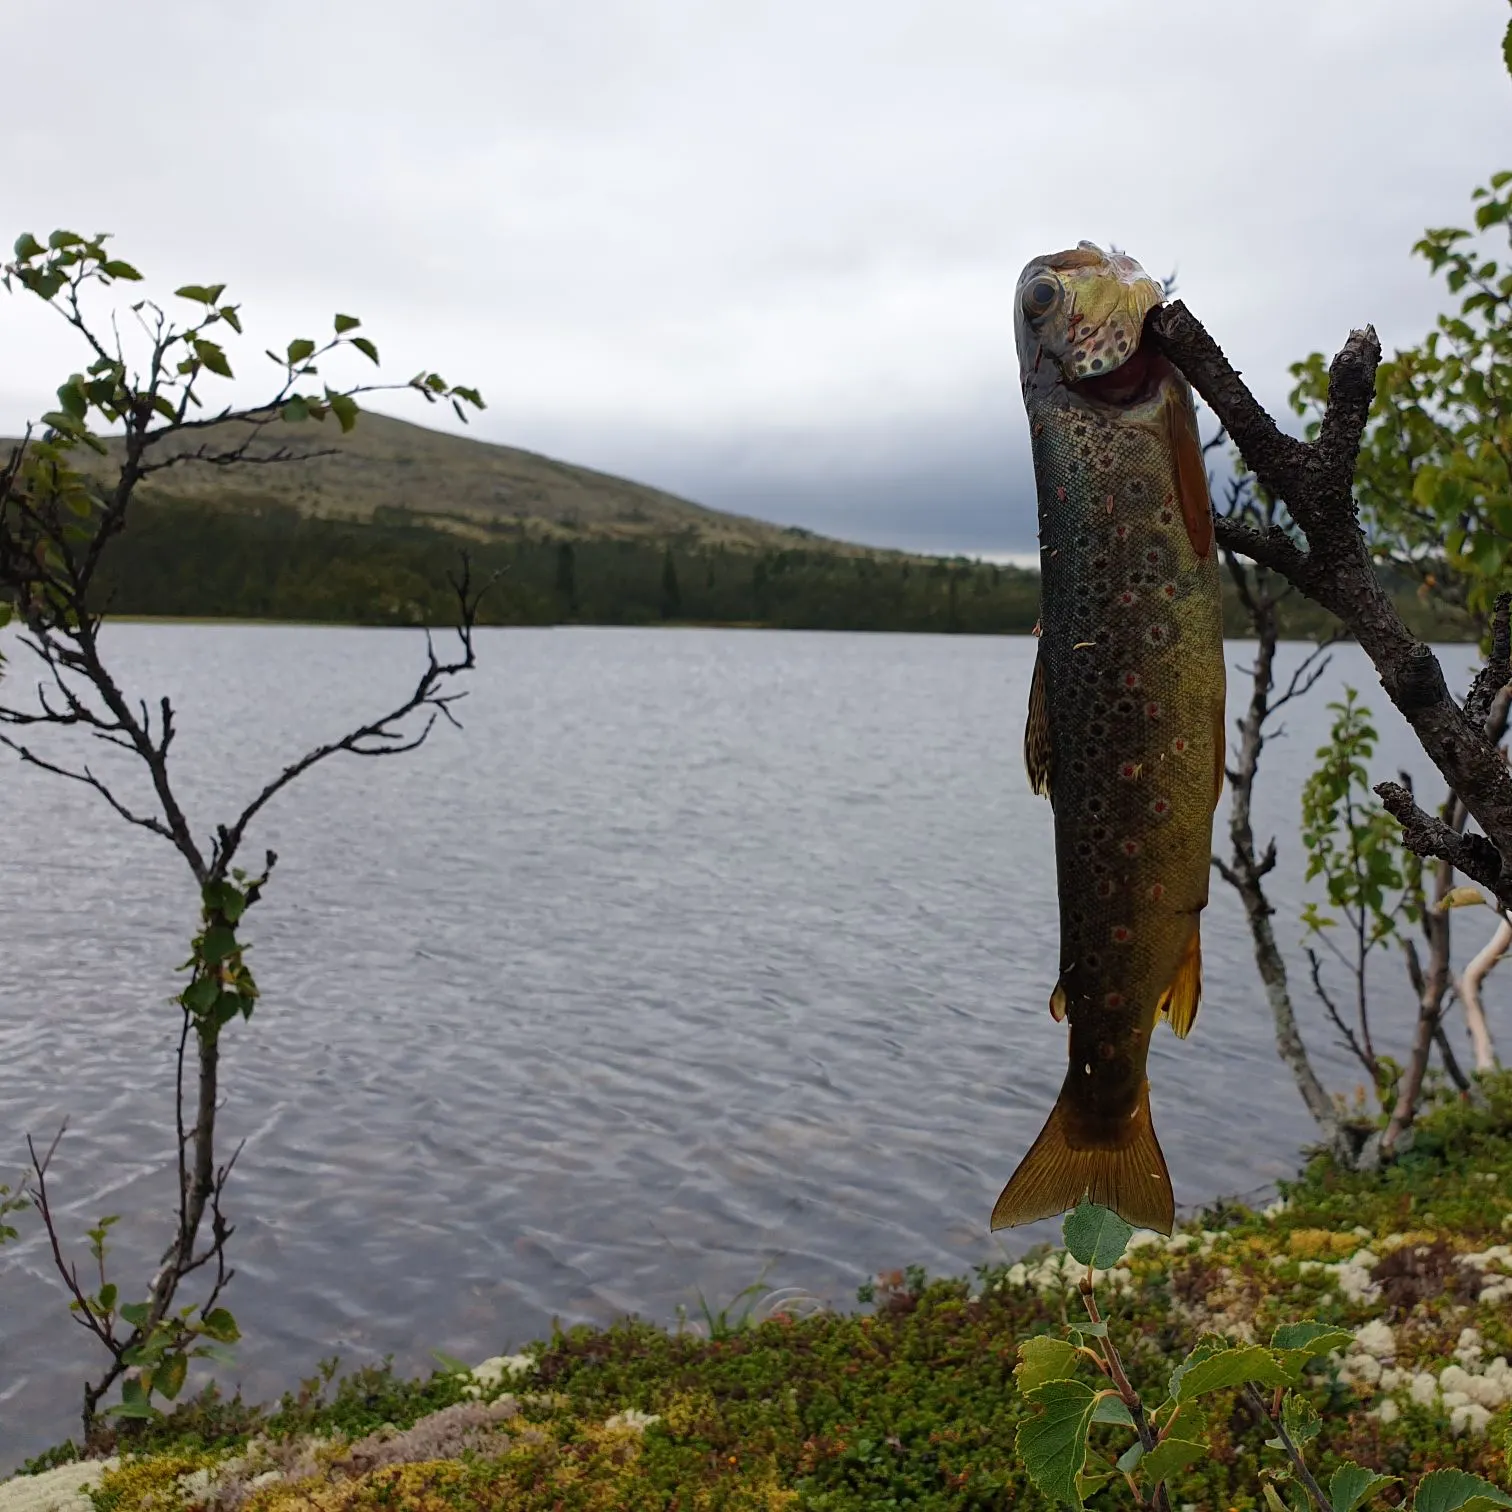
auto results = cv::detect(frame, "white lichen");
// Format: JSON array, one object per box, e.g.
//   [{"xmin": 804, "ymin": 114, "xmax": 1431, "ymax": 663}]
[
  {"xmin": 0, "ymin": 1459, "xmax": 119, "ymax": 1512},
  {"xmin": 462, "ymin": 1353, "xmax": 536, "ymax": 1398}
]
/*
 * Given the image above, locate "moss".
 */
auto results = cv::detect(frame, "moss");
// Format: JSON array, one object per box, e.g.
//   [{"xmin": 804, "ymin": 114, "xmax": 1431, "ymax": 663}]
[{"xmin": 14, "ymin": 1076, "xmax": 1512, "ymax": 1509}]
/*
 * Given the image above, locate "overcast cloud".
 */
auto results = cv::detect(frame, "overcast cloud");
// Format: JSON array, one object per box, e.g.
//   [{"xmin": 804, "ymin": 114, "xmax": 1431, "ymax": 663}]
[{"xmin": 1, "ymin": 0, "xmax": 1506, "ymax": 555}]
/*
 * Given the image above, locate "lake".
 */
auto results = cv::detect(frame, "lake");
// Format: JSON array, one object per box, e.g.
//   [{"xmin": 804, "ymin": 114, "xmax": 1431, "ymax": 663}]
[{"xmin": 0, "ymin": 625, "xmax": 1488, "ymax": 1467}]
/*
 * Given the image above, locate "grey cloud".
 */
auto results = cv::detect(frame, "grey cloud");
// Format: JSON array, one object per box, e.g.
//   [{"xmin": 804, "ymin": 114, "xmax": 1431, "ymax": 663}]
[{"xmin": 0, "ymin": 0, "xmax": 1505, "ymax": 555}]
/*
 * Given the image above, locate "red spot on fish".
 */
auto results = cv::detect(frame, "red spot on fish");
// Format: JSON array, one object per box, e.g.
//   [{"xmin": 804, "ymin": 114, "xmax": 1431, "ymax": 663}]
[
  {"xmin": 1145, "ymin": 549, "xmax": 1160, "ymax": 565},
  {"xmin": 1159, "ymin": 507, "xmax": 1174, "ymax": 524},
  {"xmin": 1151, "ymin": 797, "xmax": 1171, "ymax": 818},
  {"xmin": 1172, "ymin": 737, "xmax": 1189, "ymax": 754},
  {"xmin": 1120, "ymin": 838, "xmax": 1141, "ymax": 857},
  {"xmin": 1144, "ymin": 701, "xmax": 1162, "ymax": 720},
  {"xmin": 1114, "ymin": 523, "xmax": 1131, "ymax": 541},
  {"xmin": 1111, "ymin": 925, "xmax": 1133, "ymax": 945},
  {"xmin": 1162, "ymin": 582, "xmax": 1177, "ymax": 600},
  {"xmin": 1104, "ymin": 991, "xmax": 1125, "ymax": 1008},
  {"xmin": 1148, "ymin": 883, "xmax": 1166, "ymax": 902},
  {"xmin": 1118, "ymin": 761, "xmax": 1139, "ymax": 781},
  {"xmin": 1146, "ymin": 624, "xmax": 1168, "ymax": 645},
  {"xmin": 1122, "ymin": 671, "xmax": 1141, "ymax": 690},
  {"xmin": 1118, "ymin": 589, "xmax": 1137, "ymax": 607}
]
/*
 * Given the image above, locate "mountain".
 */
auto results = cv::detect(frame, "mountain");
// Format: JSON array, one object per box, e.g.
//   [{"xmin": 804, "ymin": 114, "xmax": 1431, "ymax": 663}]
[{"xmin": 75, "ymin": 408, "xmax": 863, "ymax": 556}]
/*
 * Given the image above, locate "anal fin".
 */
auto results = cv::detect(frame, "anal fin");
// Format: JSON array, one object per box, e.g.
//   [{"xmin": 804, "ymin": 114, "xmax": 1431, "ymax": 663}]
[
  {"xmin": 1156, "ymin": 926, "xmax": 1203, "ymax": 1039},
  {"xmin": 1025, "ymin": 647, "xmax": 1053, "ymax": 799}
]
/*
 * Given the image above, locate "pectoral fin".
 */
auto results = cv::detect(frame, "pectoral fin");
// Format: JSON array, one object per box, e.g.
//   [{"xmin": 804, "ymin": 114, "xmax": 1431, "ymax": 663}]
[
  {"xmin": 1163, "ymin": 385, "xmax": 1215, "ymax": 562},
  {"xmin": 1049, "ymin": 978, "xmax": 1068, "ymax": 1022},
  {"xmin": 1156, "ymin": 926, "xmax": 1203, "ymax": 1039},
  {"xmin": 1025, "ymin": 648, "xmax": 1053, "ymax": 799}
]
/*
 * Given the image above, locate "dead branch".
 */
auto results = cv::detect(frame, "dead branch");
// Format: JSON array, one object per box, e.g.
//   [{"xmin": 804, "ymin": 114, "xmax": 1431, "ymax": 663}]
[
  {"xmin": 1148, "ymin": 305, "xmax": 1512, "ymax": 902},
  {"xmin": 1460, "ymin": 913, "xmax": 1510, "ymax": 1073}
]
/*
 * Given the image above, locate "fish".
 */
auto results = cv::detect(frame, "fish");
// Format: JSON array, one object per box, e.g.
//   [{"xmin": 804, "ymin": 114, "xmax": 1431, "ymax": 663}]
[{"xmin": 990, "ymin": 241, "xmax": 1226, "ymax": 1236}]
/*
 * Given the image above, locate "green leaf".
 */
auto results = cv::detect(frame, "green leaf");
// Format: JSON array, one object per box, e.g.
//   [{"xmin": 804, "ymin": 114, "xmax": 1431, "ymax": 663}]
[
  {"xmin": 1280, "ymin": 1391, "xmax": 1321, "ymax": 1447},
  {"xmin": 56, "ymin": 379, "xmax": 87, "ymax": 422},
  {"xmin": 1330, "ymin": 1462, "xmax": 1399, "ymax": 1512},
  {"xmin": 1167, "ymin": 1335, "xmax": 1226, "ymax": 1402},
  {"xmin": 1016, "ymin": 1335, "xmax": 1081, "ymax": 1393},
  {"xmin": 107, "ymin": 1375, "xmax": 156, "ymax": 1420},
  {"xmin": 1503, "ymin": 11, "xmax": 1512, "ymax": 82},
  {"xmin": 47, "ymin": 230, "xmax": 82, "ymax": 250},
  {"xmin": 13, "ymin": 232, "xmax": 44, "ymax": 260},
  {"xmin": 192, "ymin": 339, "xmax": 233, "ymax": 379},
  {"xmin": 182, "ymin": 976, "xmax": 218, "ymax": 1013},
  {"xmin": 175, "ymin": 284, "xmax": 217, "ymax": 304},
  {"xmin": 101, "ymin": 260, "xmax": 142, "ymax": 281},
  {"xmin": 286, "ymin": 337, "xmax": 316, "ymax": 365},
  {"xmin": 333, "ymin": 313, "xmax": 361, "ymax": 333},
  {"xmin": 1063, "ymin": 1203, "xmax": 1133, "ymax": 1268},
  {"xmin": 157, "ymin": 1352, "xmax": 188, "ymax": 1401},
  {"xmin": 199, "ymin": 925, "xmax": 238, "ymax": 964},
  {"xmin": 119, "ymin": 1301, "xmax": 150, "ymax": 1329},
  {"xmin": 1173, "ymin": 1345, "xmax": 1290, "ymax": 1402},
  {"xmin": 1091, "ymin": 1393, "xmax": 1135, "ymax": 1427},
  {"xmin": 351, "ymin": 335, "xmax": 380, "ymax": 365},
  {"xmin": 1115, "ymin": 1441, "xmax": 1144, "ymax": 1475},
  {"xmin": 1018, "ymin": 1379, "xmax": 1100, "ymax": 1507},
  {"xmin": 328, "ymin": 392, "xmax": 360, "ymax": 434},
  {"xmin": 1140, "ymin": 1437, "xmax": 1206, "ymax": 1486},
  {"xmin": 199, "ymin": 1307, "xmax": 240, "ymax": 1344},
  {"xmin": 1413, "ymin": 1469, "xmax": 1512, "ymax": 1512},
  {"xmin": 219, "ymin": 305, "xmax": 243, "ymax": 334},
  {"xmin": 98, "ymin": 1283, "xmax": 117, "ymax": 1312},
  {"xmin": 282, "ymin": 396, "xmax": 311, "ymax": 423}
]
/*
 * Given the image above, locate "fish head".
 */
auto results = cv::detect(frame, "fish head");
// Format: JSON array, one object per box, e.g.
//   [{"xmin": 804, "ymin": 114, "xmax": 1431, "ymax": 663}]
[{"xmin": 1015, "ymin": 241, "xmax": 1168, "ymax": 406}]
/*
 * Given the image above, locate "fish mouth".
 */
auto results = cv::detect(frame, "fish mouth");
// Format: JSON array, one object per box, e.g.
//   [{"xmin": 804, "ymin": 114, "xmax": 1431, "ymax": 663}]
[{"xmin": 1067, "ymin": 317, "xmax": 1171, "ymax": 408}]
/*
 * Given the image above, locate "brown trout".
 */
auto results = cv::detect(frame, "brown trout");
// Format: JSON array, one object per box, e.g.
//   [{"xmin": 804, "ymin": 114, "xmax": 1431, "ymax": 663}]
[{"xmin": 990, "ymin": 242, "xmax": 1226, "ymax": 1236}]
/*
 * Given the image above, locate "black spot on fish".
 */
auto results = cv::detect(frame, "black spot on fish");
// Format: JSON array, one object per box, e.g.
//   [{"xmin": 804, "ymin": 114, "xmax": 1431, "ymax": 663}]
[
  {"xmin": 1086, "ymin": 796, "xmax": 1104, "ymax": 814},
  {"xmin": 1091, "ymin": 358, "xmax": 1103, "ymax": 371},
  {"xmin": 1088, "ymin": 722, "xmax": 1106, "ymax": 738},
  {"xmin": 1076, "ymin": 840, "xmax": 1093, "ymax": 857}
]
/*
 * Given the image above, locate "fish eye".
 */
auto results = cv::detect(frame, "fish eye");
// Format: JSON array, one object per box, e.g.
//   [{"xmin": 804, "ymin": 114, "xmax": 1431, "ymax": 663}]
[{"xmin": 1022, "ymin": 276, "xmax": 1060, "ymax": 318}]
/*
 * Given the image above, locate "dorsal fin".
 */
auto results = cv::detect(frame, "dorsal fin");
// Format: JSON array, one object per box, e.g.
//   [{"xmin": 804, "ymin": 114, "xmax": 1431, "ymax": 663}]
[
  {"xmin": 1025, "ymin": 647, "xmax": 1053, "ymax": 799},
  {"xmin": 1163, "ymin": 384, "xmax": 1215, "ymax": 561}
]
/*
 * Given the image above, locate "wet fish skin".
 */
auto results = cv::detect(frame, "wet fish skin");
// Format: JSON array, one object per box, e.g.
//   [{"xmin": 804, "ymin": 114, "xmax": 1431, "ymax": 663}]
[{"xmin": 991, "ymin": 241, "xmax": 1226, "ymax": 1236}]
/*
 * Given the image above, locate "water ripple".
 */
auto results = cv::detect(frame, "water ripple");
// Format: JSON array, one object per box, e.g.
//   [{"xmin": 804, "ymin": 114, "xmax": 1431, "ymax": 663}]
[{"xmin": 0, "ymin": 625, "xmax": 1483, "ymax": 1468}]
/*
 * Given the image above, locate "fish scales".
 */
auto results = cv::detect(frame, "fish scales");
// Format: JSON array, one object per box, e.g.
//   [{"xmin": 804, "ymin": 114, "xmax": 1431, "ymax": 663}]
[{"xmin": 992, "ymin": 242, "xmax": 1226, "ymax": 1235}]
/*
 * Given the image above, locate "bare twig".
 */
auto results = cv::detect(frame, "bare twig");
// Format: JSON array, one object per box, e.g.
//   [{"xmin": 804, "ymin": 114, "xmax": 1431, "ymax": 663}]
[{"xmin": 1305, "ymin": 947, "xmax": 1375, "ymax": 1079}]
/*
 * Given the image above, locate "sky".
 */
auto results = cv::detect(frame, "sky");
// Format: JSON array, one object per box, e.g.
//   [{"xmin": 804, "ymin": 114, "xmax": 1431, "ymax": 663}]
[{"xmin": 1, "ymin": 1, "xmax": 1507, "ymax": 558}]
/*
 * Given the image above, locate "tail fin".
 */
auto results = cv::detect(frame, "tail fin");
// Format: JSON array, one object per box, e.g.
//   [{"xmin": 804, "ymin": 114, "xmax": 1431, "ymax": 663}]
[{"xmin": 990, "ymin": 1078, "xmax": 1174, "ymax": 1235}]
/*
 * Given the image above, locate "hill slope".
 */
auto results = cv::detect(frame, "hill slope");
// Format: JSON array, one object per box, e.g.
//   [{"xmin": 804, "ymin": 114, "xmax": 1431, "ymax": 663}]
[{"xmin": 56, "ymin": 410, "xmax": 856, "ymax": 555}]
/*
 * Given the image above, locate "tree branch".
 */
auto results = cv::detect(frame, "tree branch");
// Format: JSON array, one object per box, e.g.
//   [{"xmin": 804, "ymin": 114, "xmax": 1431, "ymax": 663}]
[{"xmin": 1148, "ymin": 302, "xmax": 1512, "ymax": 902}]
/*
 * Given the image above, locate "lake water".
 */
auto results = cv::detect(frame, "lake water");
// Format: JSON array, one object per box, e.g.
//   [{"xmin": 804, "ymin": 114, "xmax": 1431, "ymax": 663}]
[{"xmin": 0, "ymin": 625, "xmax": 1488, "ymax": 1467}]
